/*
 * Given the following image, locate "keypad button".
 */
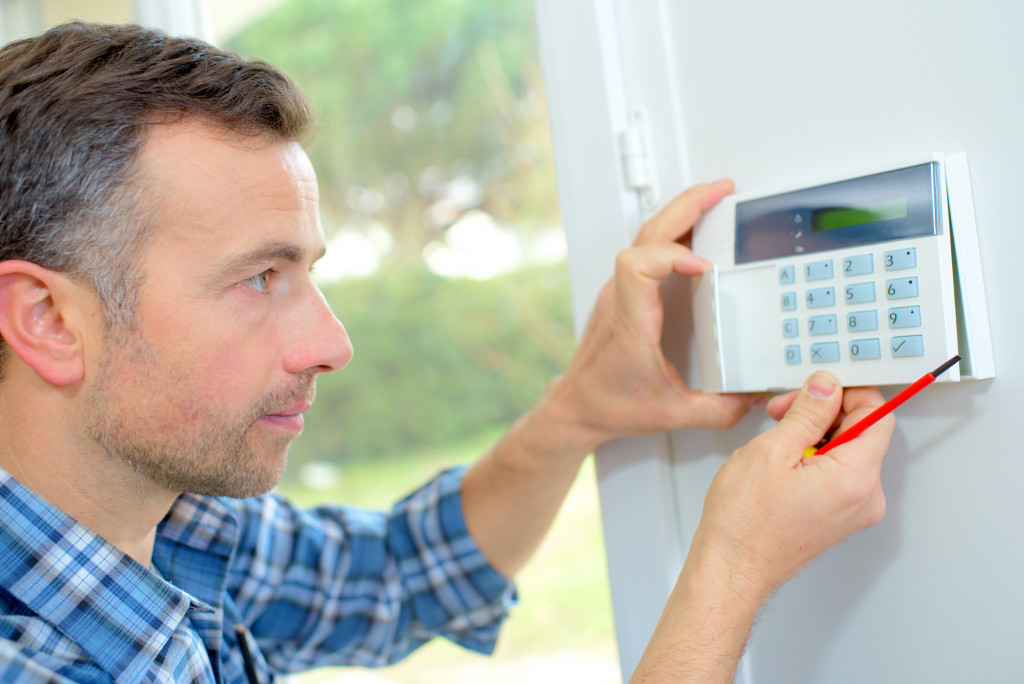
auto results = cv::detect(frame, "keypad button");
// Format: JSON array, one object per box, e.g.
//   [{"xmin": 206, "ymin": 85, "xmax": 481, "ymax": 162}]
[
  {"xmin": 891, "ymin": 335, "xmax": 925, "ymax": 357},
  {"xmin": 888, "ymin": 306, "xmax": 922, "ymax": 329},
  {"xmin": 804, "ymin": 260, "xmax": 833, "ymax": 281},
  {"xmin": 785, "ymin": 345, "xmax": 801, "ymax": 365},
  {"xmin": 807, "ymin": 314, "xmax": 837, "ymax": 336},
  {"xmin": 844, "ymin": 282, "xmax": 876, "ymax": 305},
  {"xmin": 884, "ymin": 248, "xmax": 917, "ymax": 271},
  {"xmin": 849, "ymin": 339, "xmax": 882, "ymax": 360},
  {"xmin": 842, "ymin": 254, "xmax": 873, "ymax": 277},
  {"xmin": 847, "ymin": 310, "xmax": 879, "ymax": 332},
  {"xmin": 809, "ymin": 341, "xmax": 840, "ymax": 363},
  {"xmin": 886, "ymin": 277, "xmax": 919, "ymax": 299},
  {"xmin": 806, "ymin": 287, "xmax": 835, "ymax": 308},
  {"xmin": 773, "ymin": 246, "xmax": 927, "ymax": 368}
]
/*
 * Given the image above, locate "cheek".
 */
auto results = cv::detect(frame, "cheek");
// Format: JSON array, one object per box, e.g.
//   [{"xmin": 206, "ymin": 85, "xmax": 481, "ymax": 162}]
[
  {"xmin": 137, "ymin": 291, "xmax": 285, "ymax": 397},
  {"xmin": 177, "ymin": 340, "xmax": 277, "ymax": 408},
  {"xmin": 111, "ymin": 348, "xmax": 256, "ymax": 436}
]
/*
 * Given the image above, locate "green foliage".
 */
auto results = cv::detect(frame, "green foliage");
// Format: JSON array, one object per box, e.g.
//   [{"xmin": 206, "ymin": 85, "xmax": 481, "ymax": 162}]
[
  {"xmin": 223, "ymin": 5, "xmax": 613, "ymax": 675},
  {"xmin": 226, "ymin": 0, "xmax": 560, "ymax": 262},
  {"xmin": 285, "ymin": 263, "xmax": 574, "ymax": 476},
  {"xmin": 225, "ymin": 0, "xmax": 575, "ymax": 472}
]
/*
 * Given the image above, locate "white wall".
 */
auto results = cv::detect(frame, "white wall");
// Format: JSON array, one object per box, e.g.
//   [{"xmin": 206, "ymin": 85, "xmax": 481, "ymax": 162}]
[
  {"xmin": 0, "ymin": 0, "xmax": 43, "ymax": 43},
  {"xmin": 0, "ymin": 0, "xmax": 195, "ymax": 44},
  {"xmin": 537, "ymin": 1, "xmax": 1023, "ymax": 681}
]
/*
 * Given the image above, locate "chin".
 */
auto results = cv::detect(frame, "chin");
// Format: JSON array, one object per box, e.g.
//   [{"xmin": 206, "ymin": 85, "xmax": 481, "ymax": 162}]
[{"xmin": 180, "ymin": 451, "xmax": 289, "ymax": 500}]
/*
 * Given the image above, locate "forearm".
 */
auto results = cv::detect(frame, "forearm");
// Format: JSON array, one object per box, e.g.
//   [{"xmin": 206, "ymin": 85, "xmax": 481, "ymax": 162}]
[
  {"xmin": 460, "ymin": 182, "xmax": 758, "ymax": 581},
  {"xmin": 629, "ymin": 376, "xmax": 893, "ymax": 682},
  {"xmin": 629, "ymin": 533, "xmax": 767, "ymax": 683},
  {"xmin": 461, "ymin": 375, "xmax": 598, "ymax": 579}
]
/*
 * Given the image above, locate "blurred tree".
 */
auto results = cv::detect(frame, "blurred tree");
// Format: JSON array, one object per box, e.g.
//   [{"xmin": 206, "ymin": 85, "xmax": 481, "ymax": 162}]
[
  {"xmin": 286, "ymin": 264, "xmax": 575, "ymax": 474},
  {"xmin": 227, "ymin": 0, "xmax": 560, "ymax": 264},
  {"xmin": 225, "ymin": 0, "xmax": 574, "ymax": 472}
]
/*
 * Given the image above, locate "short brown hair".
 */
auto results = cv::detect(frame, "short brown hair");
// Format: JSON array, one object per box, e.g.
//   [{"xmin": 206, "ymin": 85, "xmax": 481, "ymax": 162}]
[{"xmin": 0, "ymin": 21, "xmax": 315, "ymax": 378}]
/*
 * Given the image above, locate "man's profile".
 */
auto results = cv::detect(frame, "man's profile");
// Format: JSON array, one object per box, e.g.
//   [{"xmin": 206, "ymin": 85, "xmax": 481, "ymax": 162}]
[{"xmin": 0, "ymin": 22, "xmax": 894, "ymax": 683}]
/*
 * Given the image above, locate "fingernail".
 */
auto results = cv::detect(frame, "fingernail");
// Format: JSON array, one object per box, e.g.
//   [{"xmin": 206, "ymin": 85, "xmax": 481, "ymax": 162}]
[{"xmin": 807, "ymin": 372, "xmax": 838, "ymax": 398}]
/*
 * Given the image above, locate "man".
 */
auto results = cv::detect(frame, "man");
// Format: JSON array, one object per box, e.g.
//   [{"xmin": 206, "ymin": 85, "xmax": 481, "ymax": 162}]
[{"xmin": 0, "ymin": 22, "xmax": 892, "ymax": 683}]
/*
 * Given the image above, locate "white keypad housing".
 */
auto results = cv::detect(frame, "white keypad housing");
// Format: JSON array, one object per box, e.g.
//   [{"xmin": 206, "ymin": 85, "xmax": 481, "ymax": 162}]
[
  {"xmin": 693, "ymin": 235, "xmax": 958, "ymax": 391},
  {"xmin": 691, "ymin": 156, "xmax": 964, "ymax": 392}
]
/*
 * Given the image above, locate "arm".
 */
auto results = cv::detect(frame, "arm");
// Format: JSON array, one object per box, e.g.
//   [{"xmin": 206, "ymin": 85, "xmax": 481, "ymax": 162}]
[
  {"xmin": 462, "ymin": 179, "xmax": 760, "ymax": 578},
  {"xmin": 227, "ymin": 469, "xmax": 514, "ymax": 671},
  {"xmin": 629, "ymin": 374, "xmax": 894, "ymax": 682}
]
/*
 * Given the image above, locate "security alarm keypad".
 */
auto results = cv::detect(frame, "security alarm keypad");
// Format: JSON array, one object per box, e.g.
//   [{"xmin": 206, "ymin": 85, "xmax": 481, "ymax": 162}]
[
  {"xmin": 780, "ymin": 246, "xmax": 925, "ymax": 366},
  {"xmin": 692, "ymin": 158, "xmax": 962, "ymax": 392}
]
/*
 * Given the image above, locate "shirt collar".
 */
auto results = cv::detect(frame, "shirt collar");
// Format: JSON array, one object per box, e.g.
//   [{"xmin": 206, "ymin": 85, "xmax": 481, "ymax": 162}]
[
  {"xmin": 153, "ymin": 492, "xmax": 240, "ymax": 616},
  {"xmin": 0, "ymin": 467, "xmax": 240, "ymax": 680}
]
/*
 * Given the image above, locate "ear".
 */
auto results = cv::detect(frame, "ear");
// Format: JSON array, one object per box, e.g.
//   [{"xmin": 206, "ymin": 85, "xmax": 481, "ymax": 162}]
[{"xmin": 0, "ymin": 261, "xmax": 96, "ymax": 386}]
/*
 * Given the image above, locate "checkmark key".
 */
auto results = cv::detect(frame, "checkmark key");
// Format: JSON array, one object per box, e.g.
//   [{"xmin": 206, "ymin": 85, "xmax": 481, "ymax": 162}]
[{"xmin": 890, "ymin": 335, "xmax": 924, "ymax": 357}]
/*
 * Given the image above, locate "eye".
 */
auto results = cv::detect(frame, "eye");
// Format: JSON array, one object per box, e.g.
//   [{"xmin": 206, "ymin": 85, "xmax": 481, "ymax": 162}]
[{"xmin": 243, "ymin": 270, "xmax": 273, "ymax": 292}]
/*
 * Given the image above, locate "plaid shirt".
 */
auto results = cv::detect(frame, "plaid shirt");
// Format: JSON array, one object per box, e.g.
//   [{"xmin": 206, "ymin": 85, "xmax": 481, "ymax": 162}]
[{"xmin": 0, "ymin": 466, "xmax": 515, "ymax": 682}]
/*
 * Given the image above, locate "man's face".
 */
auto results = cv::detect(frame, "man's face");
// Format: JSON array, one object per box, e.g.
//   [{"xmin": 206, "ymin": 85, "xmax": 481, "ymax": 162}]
[{"xmin": 84, "ymin": 123, "xmax": 353, "ymax": 498}]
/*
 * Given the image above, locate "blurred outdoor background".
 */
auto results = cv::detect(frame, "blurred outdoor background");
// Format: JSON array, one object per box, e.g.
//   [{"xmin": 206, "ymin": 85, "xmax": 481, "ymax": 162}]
[
  {"xmin": 222, "ymin": 3, "xmax": 621, "ymax": 681},
  {"xmin": 0, "ymin": 0, "xmax": 621, "ymax": 681}
]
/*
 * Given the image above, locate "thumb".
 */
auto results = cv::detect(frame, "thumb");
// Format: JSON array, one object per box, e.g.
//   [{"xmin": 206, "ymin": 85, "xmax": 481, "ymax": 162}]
[{"xmin": 772, "ymin": 371, "xmax": 843, "ymax": 463}]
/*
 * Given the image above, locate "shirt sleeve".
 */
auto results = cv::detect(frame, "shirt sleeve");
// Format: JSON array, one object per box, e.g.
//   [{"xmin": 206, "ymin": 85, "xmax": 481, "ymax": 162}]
[{"xmin": 223, "ymin": 466, "xmax": 516, "ymax": 671}]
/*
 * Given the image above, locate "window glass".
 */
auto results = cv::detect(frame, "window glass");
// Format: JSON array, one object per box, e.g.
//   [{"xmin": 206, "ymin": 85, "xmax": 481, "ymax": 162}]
[{"xmin": 218, "ymin": 1, "xmax": 619, "ymax": 682}]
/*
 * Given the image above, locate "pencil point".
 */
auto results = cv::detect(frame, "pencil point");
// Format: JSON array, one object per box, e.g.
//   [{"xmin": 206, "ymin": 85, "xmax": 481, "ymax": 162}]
[{"xmin": 931, "ymin": 355, "xmax": 962, "ymax": 378}]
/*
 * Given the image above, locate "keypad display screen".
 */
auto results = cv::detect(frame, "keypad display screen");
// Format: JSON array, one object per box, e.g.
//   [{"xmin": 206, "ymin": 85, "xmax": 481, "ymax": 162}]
[
  {"xmin": 735, "ymin": 162, "xmax": 939, "ymax": 264},
  {"xmin": 811, "ymin": 198, "xmax": 908, "ymax": 232}
]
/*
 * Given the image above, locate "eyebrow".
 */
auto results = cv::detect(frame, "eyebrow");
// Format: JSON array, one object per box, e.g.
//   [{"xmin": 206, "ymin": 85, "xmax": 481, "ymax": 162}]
[{"xmin": 213, "ymin": 240, "xmax": 327, "ymax": 282}]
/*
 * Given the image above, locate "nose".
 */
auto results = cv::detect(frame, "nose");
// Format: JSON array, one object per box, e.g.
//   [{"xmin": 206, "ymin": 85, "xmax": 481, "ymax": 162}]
[{"xmin": 283, "ymin": 283, "xmax": 353, "ymax": 376}]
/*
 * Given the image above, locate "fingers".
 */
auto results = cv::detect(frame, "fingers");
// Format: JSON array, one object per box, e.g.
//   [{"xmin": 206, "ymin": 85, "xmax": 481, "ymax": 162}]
[
  {"xmin": 765, "ymin": 390, "xmax": 798, "ymax": 421},
  {"xmin": 613, "ymin": 242, "xmax": 709, "ymax": 319},
  {"xmin": 840, "ymin": 385, "xmax": 887, "ymax": 421},
  {"xmin": 764, "ymin": 372, "xmax": 844, "ymax": 464},
  {"xmin": 767, "ymin": 381, "xmax": 893, "ymax": 470},
  {"xmin": 615, "ymin": 242, "xmax": 710, "ymax": 283},
  {"xmin": 674, "ymin": 391, "xmax": 760, "ymax": 430},
  {"xmin": 634, "ymin": 179, "xmax": 734, "ymax": 247},
  {"xmin": 768, "ymin": 384, "xmax": 887, "ymax": 425},
  {"xmin": 828, "ymin": 386, "xmax": 893, "ymax": 469}
]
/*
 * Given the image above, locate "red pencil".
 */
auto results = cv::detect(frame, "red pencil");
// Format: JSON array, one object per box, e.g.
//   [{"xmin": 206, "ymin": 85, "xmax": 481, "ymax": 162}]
[{"xmin": 813, "ymin": 354, "xmax": 961, "ymax": 456}]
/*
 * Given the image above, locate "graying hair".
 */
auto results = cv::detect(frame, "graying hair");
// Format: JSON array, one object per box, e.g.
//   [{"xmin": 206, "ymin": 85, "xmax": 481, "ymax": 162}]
[{"xmin": 0, "ymin": 21, "xmax": 315, "ymax": 380}]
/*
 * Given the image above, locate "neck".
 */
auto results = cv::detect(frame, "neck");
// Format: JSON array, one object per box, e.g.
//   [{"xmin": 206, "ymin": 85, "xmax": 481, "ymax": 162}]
[{"xmin": 0, "ymin": 380, "xmax": 175, "ymax": 566}]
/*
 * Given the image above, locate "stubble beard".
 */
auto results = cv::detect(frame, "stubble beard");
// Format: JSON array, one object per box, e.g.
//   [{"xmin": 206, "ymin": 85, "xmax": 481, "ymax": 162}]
[{"xmin": 84, "ymin": 332, "xmax": 315, "ymax": 499}]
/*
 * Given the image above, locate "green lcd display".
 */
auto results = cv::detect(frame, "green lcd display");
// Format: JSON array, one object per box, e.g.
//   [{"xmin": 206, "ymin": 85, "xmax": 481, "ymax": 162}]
[{"xmin": 811, "ymin": 198, "xmax": 909, "ymax": 232}]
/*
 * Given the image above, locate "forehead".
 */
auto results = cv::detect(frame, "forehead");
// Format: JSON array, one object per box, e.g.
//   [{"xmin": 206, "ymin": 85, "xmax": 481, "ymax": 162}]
[{"xmin": 135, "ymin": 121, "xmax": 322, "ymax": 261}]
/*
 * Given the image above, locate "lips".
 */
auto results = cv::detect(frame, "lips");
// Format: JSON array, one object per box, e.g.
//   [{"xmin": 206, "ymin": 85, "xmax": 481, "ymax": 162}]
[{"xmin": 259, "ymin": 401, "xmax": 311, "ymax": 433}]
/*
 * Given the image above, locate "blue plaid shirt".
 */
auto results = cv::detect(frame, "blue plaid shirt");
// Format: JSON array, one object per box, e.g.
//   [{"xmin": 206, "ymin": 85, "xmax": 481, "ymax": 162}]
[{"xmin": 0, "ymin": 466, "xmax": 515, "ymax": 682}]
